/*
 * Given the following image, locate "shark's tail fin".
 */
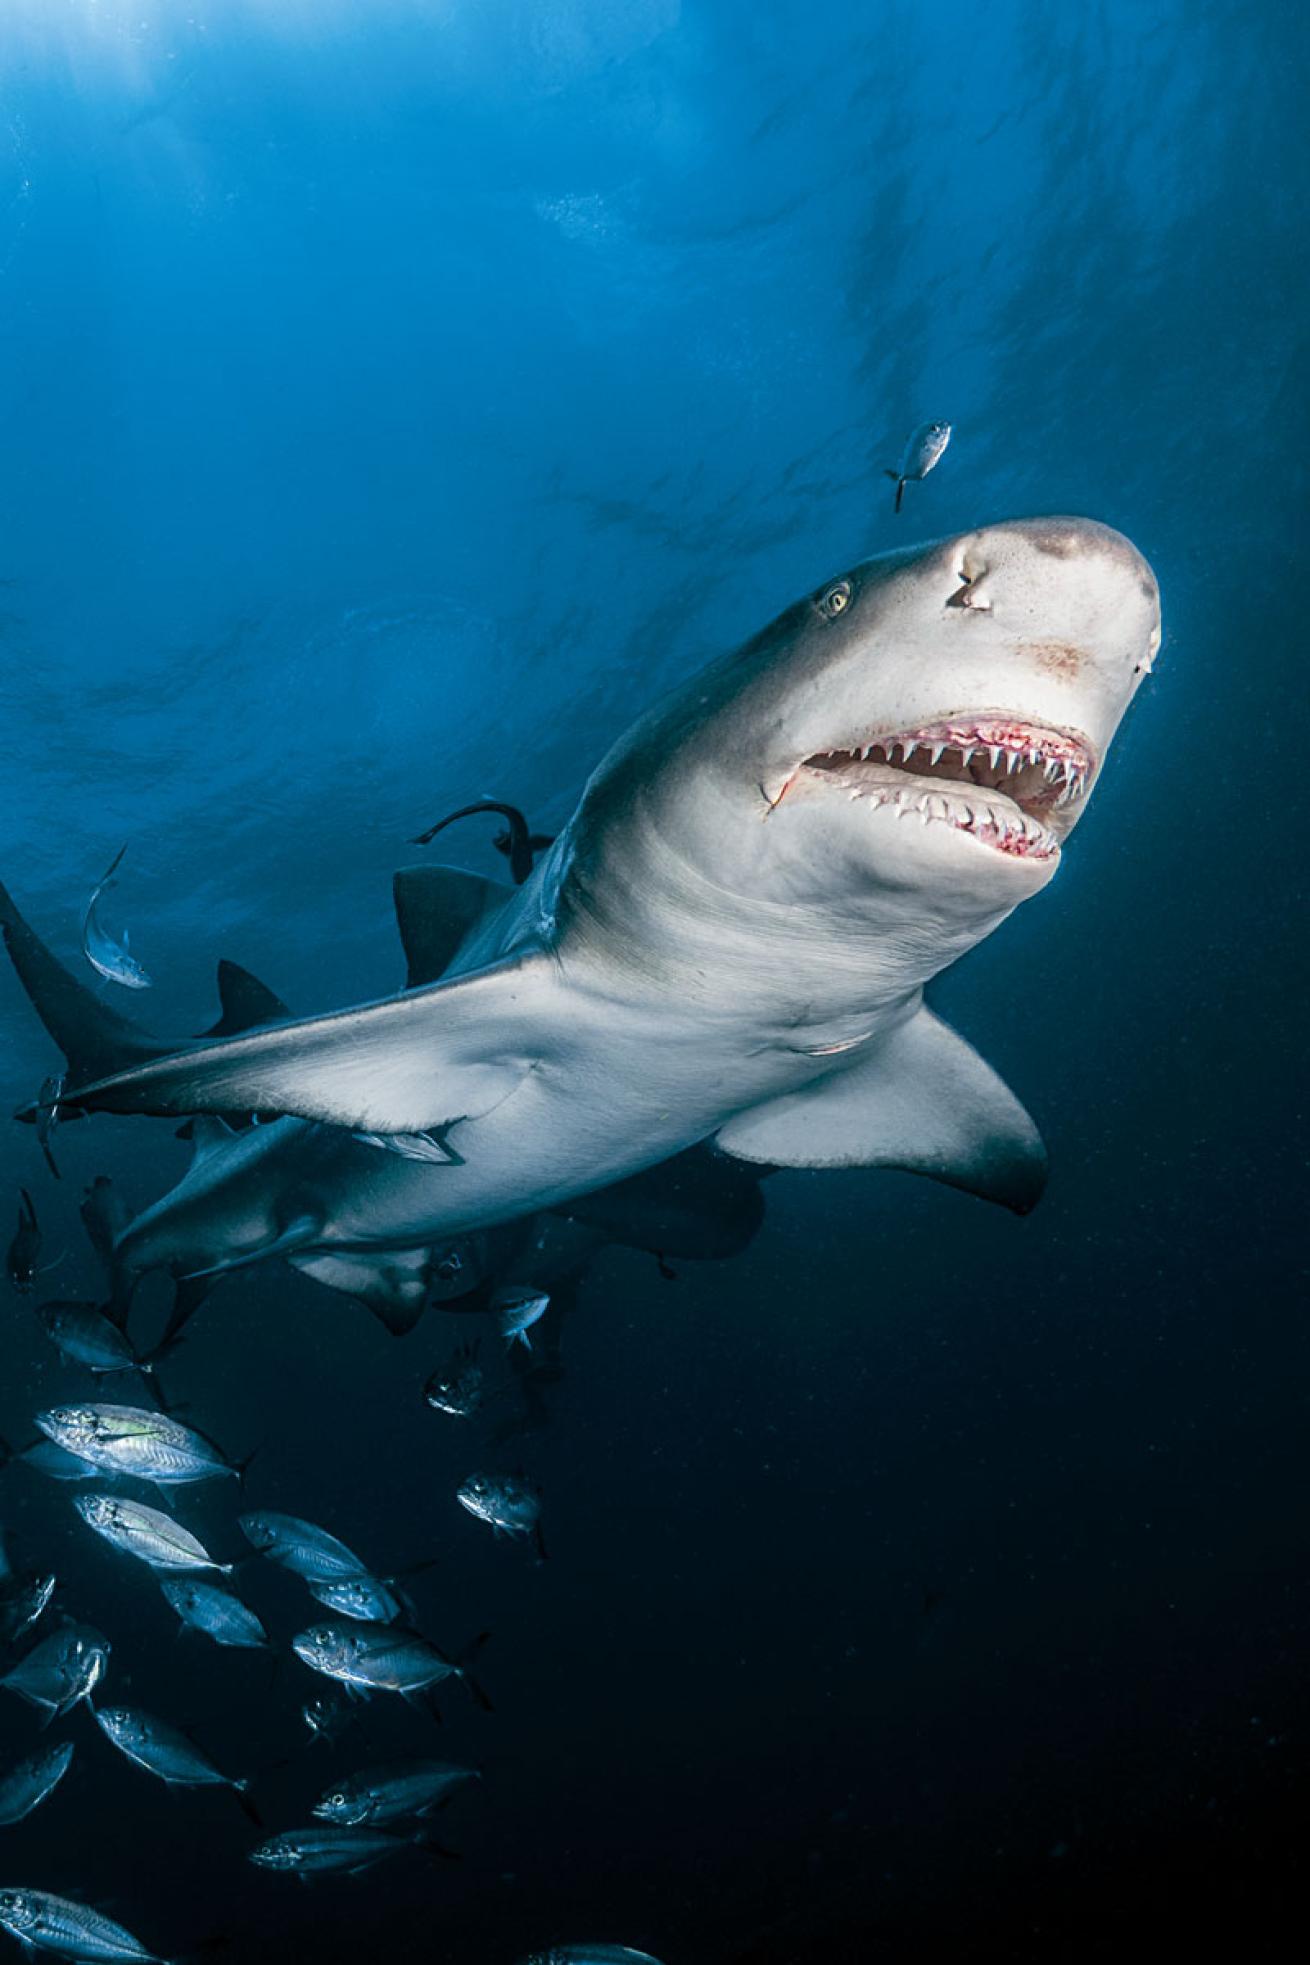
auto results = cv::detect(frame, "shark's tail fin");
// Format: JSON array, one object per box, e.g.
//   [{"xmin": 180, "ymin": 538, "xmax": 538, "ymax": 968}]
[
  {"xmin": 894, "ymin": 478, "xmax": 906, "ymax": 514},
  {"xmin": 0, "ymin": 879, "xmax": 164, "ymax": 1093},
  {"xmin": 1, "ymin": 879, "xmax": 292, "ymax": 1119}
]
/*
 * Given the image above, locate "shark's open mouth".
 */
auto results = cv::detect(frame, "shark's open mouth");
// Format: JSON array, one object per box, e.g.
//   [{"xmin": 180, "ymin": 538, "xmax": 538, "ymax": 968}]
[{"xmin": 784, "ymin": 717, "xmax": 1097, "ymax": 860}]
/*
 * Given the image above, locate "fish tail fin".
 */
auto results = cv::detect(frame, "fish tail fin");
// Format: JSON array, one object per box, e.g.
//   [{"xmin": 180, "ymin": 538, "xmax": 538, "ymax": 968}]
[
  {"xmin": 40, "ymin": 1141, "xmax": 60, "ymax": 1180},
  {"xmin": 233, "ymin": 1447, "xmax": 260, "ymax": 1488},
  {"xmin": 233, "ymin": 1782, "xmax": 264, "ymax": 1828},
  {"xmin": 457, "ymin": 1631, "xmax": 494, "ymax": 1712},
  {"xmin": 411, "ymin": 1828, "xmax": 461, "ymax": 1863},
  {"xmin": 160, "ymin": 1272, "xmax": 216, "ymax": 1348},
  {"xmin": 139, "ymin": 1327, "xmax": 186, "ymax": 1374},
  {"xmin": 894, "ymin": 478, "xmax": 905, "ymax": 514}
]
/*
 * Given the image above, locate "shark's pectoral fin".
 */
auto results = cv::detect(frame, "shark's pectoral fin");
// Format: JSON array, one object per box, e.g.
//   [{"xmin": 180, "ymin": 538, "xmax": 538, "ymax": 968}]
[
  {"xmin": 392, "ymin": 865, "xmax": 510, "ymax": 987},
  {"xmin": 61, "ymin": 953, "xmax": 555, "ymax": 1133},
  {"xmin": 714, "ymin": 1005, "xmax": 1047, "ymax": 1213}
]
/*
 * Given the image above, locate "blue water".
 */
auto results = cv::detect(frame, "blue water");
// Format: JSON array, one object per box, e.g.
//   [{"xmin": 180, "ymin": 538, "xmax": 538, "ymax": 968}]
[{"xmin": 0, "ymin": 3, "xmax": 1305, "ymax": 1960}]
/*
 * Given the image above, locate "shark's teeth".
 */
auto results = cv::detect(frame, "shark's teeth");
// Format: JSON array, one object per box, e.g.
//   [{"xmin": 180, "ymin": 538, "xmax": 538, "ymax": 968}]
[
  {"xmin": 798, "ymin": 717, "xmax": 1095, "ymax": 832},
  {"xmin": 826, "ymin": 779, "xmax": 1059, "ymax": 859}
]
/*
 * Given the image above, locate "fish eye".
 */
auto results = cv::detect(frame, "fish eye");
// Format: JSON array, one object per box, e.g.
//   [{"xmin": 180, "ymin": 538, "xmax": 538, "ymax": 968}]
[{"xmin": 817, "ymin": 580, "xmax": 851, "ymax": 618}]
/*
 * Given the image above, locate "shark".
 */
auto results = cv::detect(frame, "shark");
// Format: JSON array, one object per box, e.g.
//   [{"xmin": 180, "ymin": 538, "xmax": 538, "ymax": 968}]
[
  {"xmin": 4, "ymin": 517, "xmax": 1160, "ymax": 1301},
  {"xmin": 1, "ymin": 878, "xmax": 765, "ymax": 1336}
]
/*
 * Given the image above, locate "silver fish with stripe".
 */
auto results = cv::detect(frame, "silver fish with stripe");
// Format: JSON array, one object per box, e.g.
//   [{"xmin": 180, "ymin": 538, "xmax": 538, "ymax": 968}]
[
  {"xmin": 0, "ymin": 1887, "xmax": 168, "ymax": 1962},
  {"xmin": 74, "ymin": 1493, "xmax": 231, "ymax": 1574}
]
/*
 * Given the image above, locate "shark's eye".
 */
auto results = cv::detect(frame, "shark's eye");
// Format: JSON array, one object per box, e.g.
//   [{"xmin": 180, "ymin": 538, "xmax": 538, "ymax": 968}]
[{"xmin": 817, "ymin": 581, "xmax": 851, "ymax": 618}]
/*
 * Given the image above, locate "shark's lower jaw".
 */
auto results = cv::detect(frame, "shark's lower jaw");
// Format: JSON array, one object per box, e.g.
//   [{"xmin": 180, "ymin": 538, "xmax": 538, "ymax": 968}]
[{"xmin": 780, "ymin": 716, "xmax": 1097, "ymax": 862}]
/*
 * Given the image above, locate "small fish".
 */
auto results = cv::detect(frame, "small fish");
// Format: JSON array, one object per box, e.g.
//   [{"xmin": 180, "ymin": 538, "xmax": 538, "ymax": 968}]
[
  {"xmin": 81, "ymin": 845, "xmax": 152, "ymax": 989},
  {"xmin": 238, "ymin": 1511, "xmax": 368, "ymax": 1582},
  {"xmin": 292, "ymin": 1622, "xmax": 490, "ymax": 1709},
  {"xmin": 93, "ymin": 1706, "xmax": 259, "ymax": 1820},
  {"xmin": 313, "ymin": 1760, "xmax": 480, "ymax": 1828},
  {"xmin": 409, "ymin": 799, "xmax": 550, "ymax": 886},
  {"xmin": 885, "ymin": 419, "xmax": 952, "ymax": 513},
  {"xmin": 516, "ymin": 1950, "xmax": 667, "ymax": 1965},
  {"xmin": 0, "ymin": 1742, "xmax": 75, "ymax": 1826},
  {"xmin": 424, "ymin": 1341, "xmax": 485, "ymax": 1417},
  {"xmin": 73, "ymin": 1492, "xmax": 231, "ymax": 1574},
  {"xmin": 493, "ymin": 820, "xmax": 555, "ymax": 883},
  {"xmin": 34, "ymin": 1304, "xmax": 165, "ymax": 1384},
  {"xmin": 307, "ymin": 1575, "xmax": 405, "ymax": 1626},
  {"xmin": 0, "ymin": 1623, "xmax": 110, "ymax": 1721},
  {"xmin": 37, "ymin": 1403, "xmax": 245, "ymax": 1486},
  {"xmin": 79, "ymin": 1176, "xmax": 131, "ymax": 1283},
  {"xmin": 0, "ymin": 1532, "xmax": 56, "ymax": 1648},
  {"xmin": 301, "ymin": 1694, "xmax": 357, "ymax": 1748},
  {"xmin": 352, "ymin": 1130, "xmax": 458, "ymax": 1164},
  {"xmin": 248, "ymin": 1825, "xmax": 440, "ymax": 1877},
  {"xmin": 457, "ymin": 1472, "xmax": 545, "ymax": 1557},
  {"xmin": 159, "ymin": 1577, "xmax": 270, "ymax": 1651},
  {"xmin": 0, "ymin": 1570, "xmax": 56, "ymax": 1649},
  {"xmin": 34, "ymin": 1075, "xmax": 65, "ymax": 1180},
  {"xmin": 493, "ymin": 1284, "xmax": 549, "ymax": 1352},
  {"xmin": 0, "ymin": 1888, "xmax": 168, "ymax": 1963},
  {"xmin": 429, "ymin": 1239, "xmax": 481, "ymax": 1298},
  {"xmin": 6, "ymin": 1190, "xmax": 41, "ymax": 1293}
]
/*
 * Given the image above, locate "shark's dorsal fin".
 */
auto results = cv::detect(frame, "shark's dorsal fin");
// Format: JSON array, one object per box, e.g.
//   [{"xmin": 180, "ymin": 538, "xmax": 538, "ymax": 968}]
[
  {"xmin": 61, "ymin": 952, "xmax": 557, "ymax": 1133},
  {"xmin": 203, "ymin": 961, "xmax": 291, "ymax": 1038},
  {"xmin": 714, "ymin": 1005, "xmax": 1047, "ymax": 1214},
  {"xmin": 174, "ymin": 1115, "xmax": 236, "ymax": 1168},
  {"xmin": 392, "ymin": 865, "xmax": 508, "ymax": 987}
]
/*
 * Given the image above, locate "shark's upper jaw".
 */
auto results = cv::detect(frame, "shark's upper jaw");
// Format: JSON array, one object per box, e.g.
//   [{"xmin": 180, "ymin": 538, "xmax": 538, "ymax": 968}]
[{"xmin": 772, "ymin": 714, "xmax": 1098, "ymax": 862}]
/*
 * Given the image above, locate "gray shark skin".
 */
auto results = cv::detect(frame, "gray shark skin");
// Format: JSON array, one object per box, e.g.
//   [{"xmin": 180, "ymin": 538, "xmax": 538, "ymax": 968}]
[{"xmin": 11, "ymin": 519, "xmax": 1161, "ymax": 1277}]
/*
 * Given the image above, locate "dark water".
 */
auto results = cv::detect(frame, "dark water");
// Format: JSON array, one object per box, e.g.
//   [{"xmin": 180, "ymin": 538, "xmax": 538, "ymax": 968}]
[{"xmin": 0, "ymin": 3, "xmax": 1305, "ymax": 1960}]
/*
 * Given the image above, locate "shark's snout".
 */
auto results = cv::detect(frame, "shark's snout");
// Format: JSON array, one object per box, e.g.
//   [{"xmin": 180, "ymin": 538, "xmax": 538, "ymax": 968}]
[{"xmin": 747, "ymin": 515, "xmax": 1160, "ymax": 889}]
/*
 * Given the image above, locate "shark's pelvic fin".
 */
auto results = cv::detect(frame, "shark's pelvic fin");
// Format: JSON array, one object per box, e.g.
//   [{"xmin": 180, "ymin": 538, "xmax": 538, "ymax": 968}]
[
  {"xmin": 61, "ymin": 953, "xmax": 554, "ymax": 1133},
  {"xmin": 183, "ymin": 1213, "xmax": 322, "ymax": 1280},
  {"xmin": 392, "ymin": 865, "xmax": 509, "ymax": 988},
  {"xmin": 714, "ymin": 1005, "xmax": 1047, "ymax": 1213},
  {"xmin": 289, "ymin": 1246, "xmax": 433, "ymax": 1335}
]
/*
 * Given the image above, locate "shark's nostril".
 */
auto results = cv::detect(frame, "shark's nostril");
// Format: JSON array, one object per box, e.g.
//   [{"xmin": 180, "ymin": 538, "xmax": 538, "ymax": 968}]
[{"xmin": 947, "ymin": 557, "xmax": 991, "ymax": 610}]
